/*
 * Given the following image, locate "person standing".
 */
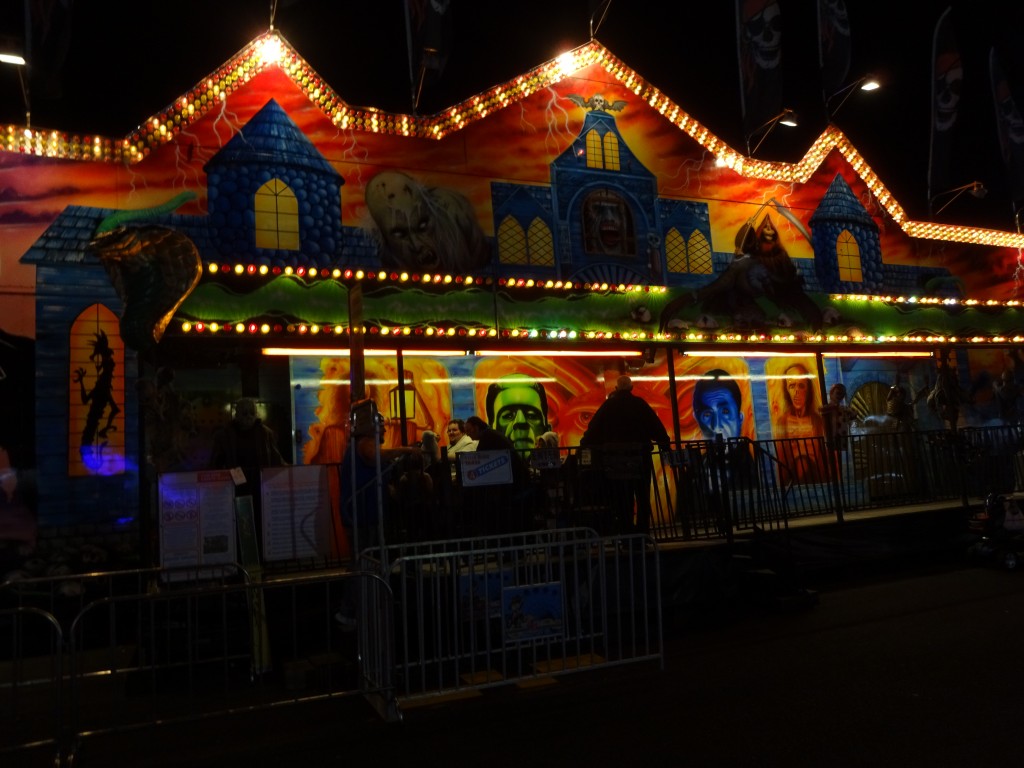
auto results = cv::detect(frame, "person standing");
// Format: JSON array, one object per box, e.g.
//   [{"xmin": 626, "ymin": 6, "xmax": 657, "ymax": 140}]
[
  {"xmin": 579, "ymin": 376, "xmax": 671, "ymax": 535},
  {"xmin": 463, "ymin": 415, "xmax": 531, "ymax": 533},
  {"xmin": 209, "ymin": 397, "xmax": 287, "ymax": 544},
  {"xmin": 209, "ymin": 397, "xmax": 286, "ymax": 473},
  {"xmin": 820, "ymin": 382, "xmax": 857, "ymax": 482},
  {"xmin": 339, "ymin": 414, "xmax": 419, "ymax": 557},
  {"xmin": 445, "ymin": 418, "xmax": 478, "ymax": 460}
]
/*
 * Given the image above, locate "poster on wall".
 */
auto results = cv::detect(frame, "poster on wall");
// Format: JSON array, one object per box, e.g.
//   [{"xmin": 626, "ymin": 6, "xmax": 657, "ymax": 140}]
[
  {"xmin": 260, "ymin": 464, "xmax": 331, "ymax": 561},
  {"xmin": 157, "ymin": 470, "xmax": 237, "ymax": 573},
  {"xmin": 502, "ymin": 582, "xmax": 564, "ymax": 643}
]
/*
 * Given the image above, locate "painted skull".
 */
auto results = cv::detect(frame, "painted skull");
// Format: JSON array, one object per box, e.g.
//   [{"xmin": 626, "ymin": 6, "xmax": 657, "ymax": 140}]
[
  {"xmin": 995, "ymin": 83, "xmax": 1024, "ymax": 146},
  {"xmin": 743, "ymin": 0, "xmax": 782, "ymax": 70},
  {"xmin": 820, "ymin": 0, "xmax": 849, "ymax": 37},
  {"xmin": 591, "ymin": 94, "xmax": 607, "ymax": 111},
  {"xmin": 933, "ymin": 52, "xmax": 962, "ymax": 133}
]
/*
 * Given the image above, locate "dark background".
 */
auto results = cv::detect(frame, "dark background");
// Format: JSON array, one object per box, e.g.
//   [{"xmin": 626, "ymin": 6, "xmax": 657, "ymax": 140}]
[{"xmin": 1, "ymin": 0, "xmax": 1022, "ymax": 230}]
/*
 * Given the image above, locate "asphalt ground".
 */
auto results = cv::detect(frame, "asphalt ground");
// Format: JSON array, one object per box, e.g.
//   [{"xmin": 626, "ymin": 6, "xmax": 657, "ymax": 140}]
[{"xmin": 63, "ymin": 545, "xmax": 1024, "ymax": 768}]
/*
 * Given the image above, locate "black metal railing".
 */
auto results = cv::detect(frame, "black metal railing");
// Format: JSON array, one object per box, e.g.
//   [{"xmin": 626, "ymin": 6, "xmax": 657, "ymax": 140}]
[{"xmin": 263, "ymin": 424, "xmax": 1024, "ymax": 569}]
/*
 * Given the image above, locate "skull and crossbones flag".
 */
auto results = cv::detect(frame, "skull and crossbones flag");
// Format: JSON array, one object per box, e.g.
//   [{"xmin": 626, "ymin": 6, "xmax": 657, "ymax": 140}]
[
  {"xmin": 736, "ymin": 0, "xmax": 784, "ymax": 139},
  {"xmin": 928, "ymin": 6, "xmax": 961, "ymax": 202}
]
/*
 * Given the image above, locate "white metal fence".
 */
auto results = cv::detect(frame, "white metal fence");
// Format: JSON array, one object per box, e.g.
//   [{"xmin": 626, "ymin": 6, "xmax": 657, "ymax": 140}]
[
  {"xmin": 360, "ymin": 528, "xmax": 663, "ymax": 704},
  {"xmin": 1, "ymin": 529, "xmax": 662, "ymax": 763}
]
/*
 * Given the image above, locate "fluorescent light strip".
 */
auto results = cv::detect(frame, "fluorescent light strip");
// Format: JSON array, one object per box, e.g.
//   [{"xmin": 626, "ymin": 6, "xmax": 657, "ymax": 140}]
[
  {"xmin": 683, "ymin": 350, "xmax": 815, "ymax": 358},
  {"xmin": 265, "ymin": 347, "xmax": 646, "ymax": 358},
  {"xmin": 474, "ymin": 349, "xmax": 644, "ymax": 357},
  {"xmin": 262, "ymin": 348, "xmax": 468, "ymax": 357},
  {"xmin": 826, "ymin": 351, "xmax": 932, "ymax": 358}
]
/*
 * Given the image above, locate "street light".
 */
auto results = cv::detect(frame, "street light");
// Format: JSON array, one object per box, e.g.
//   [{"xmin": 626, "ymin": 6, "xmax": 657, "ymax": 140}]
[
  {"xmin": 745, "ymin": 108, "xmax": 799, "ymax": 157},
  {"xmin": 0, "ymin": 35, "xmax": 29, "ymax": 127},
  {"xmin": 930, "ymin": 181, "xmax": 987, "ymax": 218},
  {"xmin": 825, "ymin": 74, "xmax": 881, "ymax": 121}
]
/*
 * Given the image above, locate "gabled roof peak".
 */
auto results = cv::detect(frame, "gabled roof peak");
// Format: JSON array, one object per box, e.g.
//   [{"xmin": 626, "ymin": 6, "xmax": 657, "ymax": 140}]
[{"xmin": 2, "ymin": 30, "xmax": 1021, "ymax": 248}]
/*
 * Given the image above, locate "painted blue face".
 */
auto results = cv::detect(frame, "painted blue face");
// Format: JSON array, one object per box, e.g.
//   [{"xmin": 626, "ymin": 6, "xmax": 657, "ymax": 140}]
[{"xmin": 694, "ymin": 387, "xmax": 742, "ymax": 440}]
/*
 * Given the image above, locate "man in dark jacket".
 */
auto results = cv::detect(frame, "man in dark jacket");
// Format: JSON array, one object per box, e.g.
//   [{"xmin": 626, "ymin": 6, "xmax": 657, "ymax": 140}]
[
  {"xmin": 463, "ymin": 415, "xmax": 531, "ymax": 533},
  {"xmin": 580, "ymin": 376, "xmax": 671, "ymax": 535}
]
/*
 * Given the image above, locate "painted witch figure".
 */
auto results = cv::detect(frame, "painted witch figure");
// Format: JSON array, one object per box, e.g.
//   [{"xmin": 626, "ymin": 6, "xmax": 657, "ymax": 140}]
[{"xmin": 74, "ymin": 330, "xmax": 120, "ymax": 470}]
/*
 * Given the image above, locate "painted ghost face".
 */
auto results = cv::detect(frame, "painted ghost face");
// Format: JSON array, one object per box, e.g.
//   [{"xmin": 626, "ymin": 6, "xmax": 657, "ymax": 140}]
[
  {"xmin": 366, "ymin": 171, "xmax": 442, "ymax": 270},
  {"xmin": 365, "ymin": 170, "xmax": 491, "ymax": 273}
]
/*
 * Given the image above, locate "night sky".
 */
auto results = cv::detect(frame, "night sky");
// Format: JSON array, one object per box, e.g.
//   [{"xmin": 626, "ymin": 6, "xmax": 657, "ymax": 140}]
[{"xmin": 2, "ymin": 0, "xmax": 1022, "ymax": 230}]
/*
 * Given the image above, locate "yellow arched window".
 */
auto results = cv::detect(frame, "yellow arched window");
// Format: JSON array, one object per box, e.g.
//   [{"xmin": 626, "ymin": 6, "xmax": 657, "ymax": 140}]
[
  {"xmin": 498, "ymin": 216, "xmax": 528, "ymax": 264},
  {"xmin": 583, "ymin": 129, "xmax": 621, "ymax": 171},
  {"xmin": 527, "ymin": 218, "xmax": 555, "ymax": 266},
  {"xmin": 255, "ymin": 179, "xmax": 300, "ymax": 250},
  {"xmin": 836, "ymin": 229, "xmax": 863, "ymax": 282},
  {"xmin": 585, "ymin": 130, "xmax": 602, "ymax": 169},
  {"xmin": 665, "ymin": 228, "xmax": 686, "ymax": 272},
  {"xmin": 69, "ymin": 304, "xmax": 125, "ymax": 477},
  {"xmin": 498, "ymin": 215, "xmax": 554, "ymax": 266},
  {"xmin": 602, "ymin": 133, "xmax": 620, "ymax": 171},
  {"xmin": 687, "ymin": 230, "xmax": 712, "ymax": 274},
  {"xmin": 665, "ymin": 228, "xmax": 712, "ymax": 274}
]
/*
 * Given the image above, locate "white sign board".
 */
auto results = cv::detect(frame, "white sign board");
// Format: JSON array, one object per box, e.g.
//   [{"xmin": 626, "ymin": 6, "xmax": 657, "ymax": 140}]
[
  {"xmin": 260, "ymin": 464, "xmax": 331, "ymax": 561},
  {"xmin": 460, "ymin": 450, "xmax": 514, "ymax": 487},
  {"xmin": 158, "ymin": 470, "xmax": 237, "ymax": 571}
]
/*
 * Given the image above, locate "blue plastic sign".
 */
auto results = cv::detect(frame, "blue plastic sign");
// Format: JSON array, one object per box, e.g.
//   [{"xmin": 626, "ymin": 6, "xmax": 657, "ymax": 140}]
[{"xmin": 460, "ymin": 450, "xmax": 514, "ymax": 486}]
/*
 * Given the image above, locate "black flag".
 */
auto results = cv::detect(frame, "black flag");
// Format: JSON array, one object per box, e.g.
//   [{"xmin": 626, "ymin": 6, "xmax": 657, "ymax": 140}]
[
  {"xmin": 818, "ymin": 0, "xmax": 851, "ymax": 103},
  {"xmin": 928, "ymin": 6, "xmax": 962, "ymax": 205},
  {"xmin": 736, "ymin": 0, "xmax": 784, "ymax": 139},
  {"xmin": 990, "ymin": 48, "xmax": 1024, "ymax": 210},
  {"xmin": 406, "ymin": 0, "xmax": 455, "ymax": 111}
]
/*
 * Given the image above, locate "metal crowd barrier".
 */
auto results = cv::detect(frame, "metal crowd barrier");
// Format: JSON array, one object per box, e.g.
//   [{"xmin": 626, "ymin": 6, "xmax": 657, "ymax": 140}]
[
  {"xmin": 0, "ymin": 606, "xmax": 64, "ymax": 765},
  {"xmin": 359, "ymin": 529, "xmax": 663, "ymax": 704},
  {"xmin": 0, "ymin": 566, "xmax": 396, "ymax": 763}
]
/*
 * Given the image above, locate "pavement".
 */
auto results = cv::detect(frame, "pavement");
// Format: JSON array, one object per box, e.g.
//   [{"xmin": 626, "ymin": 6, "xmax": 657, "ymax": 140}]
[{"xmin": 62, "ymin": 514, "xmax": 1024, "ymax": 768}]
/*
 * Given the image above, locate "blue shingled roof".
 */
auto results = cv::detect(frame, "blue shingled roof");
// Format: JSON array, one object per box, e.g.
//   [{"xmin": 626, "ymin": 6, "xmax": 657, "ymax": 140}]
[
  {"xmin": 21, "ymin": 207, "xmax": 109, "ymax": 265},
  {"xmin": 204, "ymin": 98, "xmax": 339, "ymax": 177},
  {"xmin": 809, "ymin": 174, "xmax": 877, "ymax": 229},
  {"xmin": 21, "ymin": 206, "xmax": 214, "ymax": 266}
]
